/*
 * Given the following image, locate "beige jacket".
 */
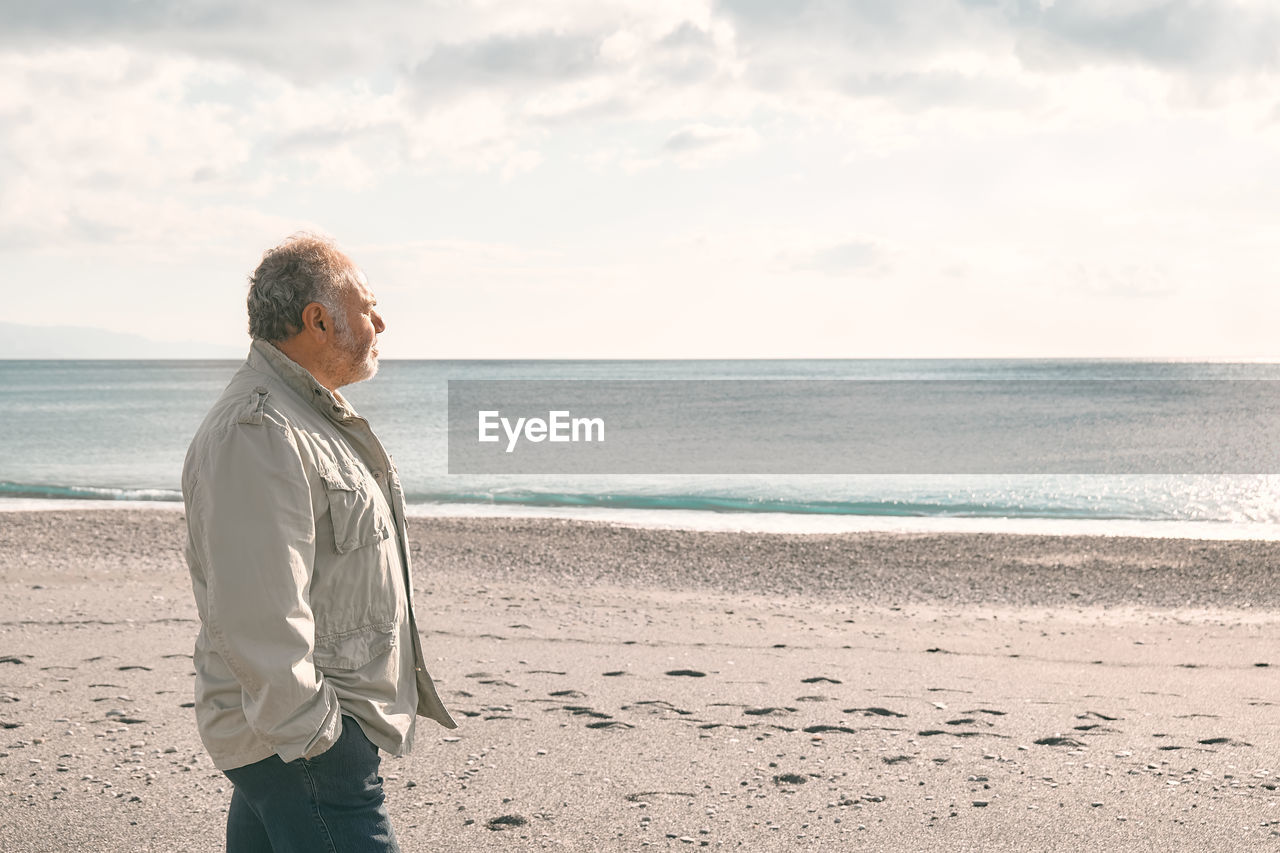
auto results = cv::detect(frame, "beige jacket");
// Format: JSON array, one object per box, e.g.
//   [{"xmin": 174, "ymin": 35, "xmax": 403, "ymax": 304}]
[{"xmin": 182, "ymin": 340, "xmax": 455, "ymax": 771}]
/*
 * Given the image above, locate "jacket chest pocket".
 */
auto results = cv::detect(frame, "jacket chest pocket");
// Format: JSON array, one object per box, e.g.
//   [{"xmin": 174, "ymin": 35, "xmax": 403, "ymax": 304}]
[
  {"xmin": 314, "ymin": 622, "xmax": 396, "ymax": 671},
  {"xmin": 319, "ymin": 463, "xmax": 392, "ymax": 554}
]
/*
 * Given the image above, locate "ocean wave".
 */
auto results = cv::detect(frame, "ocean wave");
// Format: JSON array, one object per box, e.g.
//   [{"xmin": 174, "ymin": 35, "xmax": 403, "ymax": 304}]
[
  {"xmin": 402, "ymin": 489, "xmax": 1161, "ymax": 520},
  {"xmin": 0, "ymin": 481, "xmax": 182, "ymax": 502},
  {"xmin": 0, "ymin": 479, "xmax": 1265, "ymax": 526}
]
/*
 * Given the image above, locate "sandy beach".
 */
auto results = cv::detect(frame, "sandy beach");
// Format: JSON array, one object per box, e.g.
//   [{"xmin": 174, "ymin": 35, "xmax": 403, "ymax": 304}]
[{"xmin": 2, "ymin": 510, "xmax": 1278, "ymax": 851}]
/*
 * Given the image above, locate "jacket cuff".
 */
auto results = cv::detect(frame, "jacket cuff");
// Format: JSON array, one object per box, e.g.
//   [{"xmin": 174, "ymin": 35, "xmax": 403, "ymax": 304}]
[{"xmin": 275, "ymin": 693, "xmax": 342, "ymax": 764}]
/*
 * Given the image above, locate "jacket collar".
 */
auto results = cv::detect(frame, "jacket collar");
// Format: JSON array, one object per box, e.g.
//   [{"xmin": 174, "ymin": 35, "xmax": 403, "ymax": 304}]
[{"xmin": 248, "ymin": 339, "xmax": 359, "ymax": 423}]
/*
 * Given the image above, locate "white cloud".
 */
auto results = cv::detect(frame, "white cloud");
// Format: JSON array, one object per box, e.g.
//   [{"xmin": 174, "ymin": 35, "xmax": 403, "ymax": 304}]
[
  {"xmin": 662, "ymin": 123, "xmax": 760, "ymax": 165},
  {"xmin": 777, "ymin": 239, "xmax": 890, "ymax": 277},
  {"xmin": 0, "ymin": 48, "xmax": 257, "ymax": 248},
  {"xmin": 3, "ymin": 1, "xmax": 1280, "ymax": 356},
  {"xmin": 1057, "ymin": 261, "xmax": 1178, "ymax": 299}
]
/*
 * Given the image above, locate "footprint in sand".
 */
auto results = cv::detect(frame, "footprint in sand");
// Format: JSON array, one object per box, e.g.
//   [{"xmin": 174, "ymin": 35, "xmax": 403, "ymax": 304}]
[
  {"xmin": 624, "ymin": 791, "xmax": 696, "ymax": 803},
  {"xmin": 665, "ymin": 669, "xmax": 706, "ymax": 677},
  {"xmin": 1076, "ymin": 711, "xmax": 1121, "ymax": 721},
  {"xmin": 623, "ymin": 700, "xmax": 694, "ymax": 717},
  {"xmin": 800, "ymin": 676, "xmax": 842, "ymax": 684},
  {"xmin": 772, "ymin": 773, "xmax": 808, "ymax": 785},
  {"xmin": 844, "ymin": 707, "xmax": 907, "ymax": 718},
  {"xmin": 743, "ymin": 707, "xmax": 795, "ymax": 717},
  {"xmin": 556, "ymin": 705, "xmax": 611, "ymax": 720}
]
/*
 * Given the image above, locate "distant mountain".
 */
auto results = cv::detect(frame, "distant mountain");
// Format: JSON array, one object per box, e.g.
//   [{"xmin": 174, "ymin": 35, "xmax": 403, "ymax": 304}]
[{"xmin": 0, "ymin": 322, "xmax": 244, "ymax": 359}]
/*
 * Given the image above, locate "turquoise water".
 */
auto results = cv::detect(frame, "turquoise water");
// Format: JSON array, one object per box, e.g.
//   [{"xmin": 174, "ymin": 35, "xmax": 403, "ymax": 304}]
[{"xmin": 3, "ymin": 358, "xmax": 1280, "ymax": 536}]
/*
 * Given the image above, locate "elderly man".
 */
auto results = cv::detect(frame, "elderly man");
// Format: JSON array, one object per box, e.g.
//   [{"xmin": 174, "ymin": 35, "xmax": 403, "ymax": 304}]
[{"xmin": 182, "ymin": 234, "xmax": 454, "ymax": 852}]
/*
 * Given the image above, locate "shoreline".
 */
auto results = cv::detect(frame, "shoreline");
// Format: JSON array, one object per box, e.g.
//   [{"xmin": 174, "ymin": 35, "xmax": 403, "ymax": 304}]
[
  {"xmin": 409, "ymin": 515, "xmax": 1280, "ymax": 609},
  {"xmin": 2, "ymin": 496, "xmax": 1278, "ymax": 542},
  {"xmin": 3, "ymin": 508, "xmax": 1280, "ymax": 608},
  {"xmin": 2, "ymin": 509, "xmax": 1278, "ymax": 850}
]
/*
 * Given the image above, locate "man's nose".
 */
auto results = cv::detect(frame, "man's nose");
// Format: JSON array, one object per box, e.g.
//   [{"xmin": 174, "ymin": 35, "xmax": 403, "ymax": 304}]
[{"xmin": 372, "ymin": 310, "xmax": 386, "ymax": 333}]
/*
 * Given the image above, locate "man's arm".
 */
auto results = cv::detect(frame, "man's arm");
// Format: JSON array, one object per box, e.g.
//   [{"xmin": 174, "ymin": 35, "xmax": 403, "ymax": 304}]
[{"xmin": 188, "ymin": 419, "xmax": 341, "ymax": 763}]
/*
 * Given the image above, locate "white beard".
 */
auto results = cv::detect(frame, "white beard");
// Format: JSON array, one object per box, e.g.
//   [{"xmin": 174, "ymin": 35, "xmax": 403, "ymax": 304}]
[{"xmin": 327, "ymin": 320, "xmax": 378, "ymax": 388}]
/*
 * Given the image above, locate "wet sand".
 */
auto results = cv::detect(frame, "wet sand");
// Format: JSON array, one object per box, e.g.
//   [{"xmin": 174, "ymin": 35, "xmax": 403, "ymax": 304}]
[{"xmin": 2, "ymin": 510, "xmax": 1278, "ymax": 851}]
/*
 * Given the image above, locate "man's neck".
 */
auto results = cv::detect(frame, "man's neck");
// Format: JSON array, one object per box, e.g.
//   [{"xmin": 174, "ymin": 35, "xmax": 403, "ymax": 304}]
[{"xmin": 271, "ymin": 337, "xmax": 339, "ymax": 392}]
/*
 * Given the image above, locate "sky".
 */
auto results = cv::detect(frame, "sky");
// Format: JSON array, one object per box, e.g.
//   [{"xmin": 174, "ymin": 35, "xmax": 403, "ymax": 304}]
[{"xmin": 3, "ymin": 0, "xmax": 1279, "ymax": 359}]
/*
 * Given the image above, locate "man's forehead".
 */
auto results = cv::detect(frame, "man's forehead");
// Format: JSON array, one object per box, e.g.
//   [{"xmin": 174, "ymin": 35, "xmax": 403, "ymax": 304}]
[{"xmin": 347, "ymin": 269, "xmax": 375, "ymax": 303}]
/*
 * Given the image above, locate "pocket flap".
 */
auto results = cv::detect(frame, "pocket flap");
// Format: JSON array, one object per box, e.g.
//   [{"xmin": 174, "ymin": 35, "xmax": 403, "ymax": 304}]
[
  {"xmin": 318, "ymin": 462, "xmax": 391, "ymax": 553},
  {"xmin": 314, "ymin": 622, "xmax": 397, "ymax": 671},
  {"xmin": 318, "ymin": 460, "xmax": 359, "ymax": 491}
]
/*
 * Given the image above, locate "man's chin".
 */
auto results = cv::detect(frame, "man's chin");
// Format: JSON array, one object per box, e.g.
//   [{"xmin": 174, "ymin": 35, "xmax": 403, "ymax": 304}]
[{"xmin": 336, "ymin": 359, "xmax": 379, "ymax": 388}]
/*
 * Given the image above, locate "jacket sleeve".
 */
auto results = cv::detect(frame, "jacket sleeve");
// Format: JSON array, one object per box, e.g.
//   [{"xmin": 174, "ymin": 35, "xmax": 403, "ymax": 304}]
[{"xmin": 187, "ymin": 419, "xmax": 342, "ymax": 763}]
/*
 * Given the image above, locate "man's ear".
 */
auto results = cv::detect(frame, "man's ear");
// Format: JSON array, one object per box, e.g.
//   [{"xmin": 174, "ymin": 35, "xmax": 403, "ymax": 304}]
[{"xmin": 299, "ymin": 302, "xmax": 331, "ymax": 338}]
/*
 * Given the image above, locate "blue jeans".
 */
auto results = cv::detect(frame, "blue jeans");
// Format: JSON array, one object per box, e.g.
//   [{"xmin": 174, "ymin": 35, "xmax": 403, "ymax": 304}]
[{"xmin": 222, "ymin": 715, "xmax": 400, "ymax": 853}]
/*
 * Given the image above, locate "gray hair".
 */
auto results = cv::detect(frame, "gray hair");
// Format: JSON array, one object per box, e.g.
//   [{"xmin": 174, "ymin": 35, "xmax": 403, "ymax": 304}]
[{"xmin": 246, "ymin": 233, "xmax": 356, "ymax": 341}]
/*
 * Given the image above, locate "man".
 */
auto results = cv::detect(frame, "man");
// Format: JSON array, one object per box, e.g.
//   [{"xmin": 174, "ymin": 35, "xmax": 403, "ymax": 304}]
[{"xmin": 182, "ymin": 234, "xmax": 455, "ymax": 852}]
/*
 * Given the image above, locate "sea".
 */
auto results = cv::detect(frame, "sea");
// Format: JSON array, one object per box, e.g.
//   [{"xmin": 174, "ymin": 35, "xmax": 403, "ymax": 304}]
[{"xmin": 3, "ymin": 358, "xmax": 1280, "ymax": 540}]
